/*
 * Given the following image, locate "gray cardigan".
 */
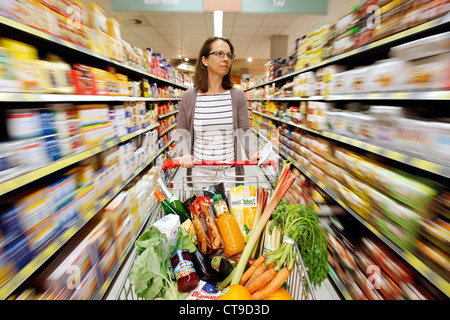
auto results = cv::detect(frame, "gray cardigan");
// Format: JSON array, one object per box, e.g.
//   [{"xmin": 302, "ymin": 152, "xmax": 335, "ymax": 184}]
[{"xmin": 174, "ymin": 87, "xmax": 258, "ymax": 180}]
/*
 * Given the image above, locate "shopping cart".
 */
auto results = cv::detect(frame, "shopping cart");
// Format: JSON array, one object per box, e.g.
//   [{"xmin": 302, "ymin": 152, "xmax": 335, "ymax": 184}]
[{"xmin": 113, "ymin": 162, "xmax": 316, "ymax": 300}]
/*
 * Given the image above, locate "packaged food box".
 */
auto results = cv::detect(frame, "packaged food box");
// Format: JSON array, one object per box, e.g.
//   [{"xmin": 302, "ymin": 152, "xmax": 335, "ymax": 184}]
[
  {"xmin": 390, "ymin": 31, "xmax": 450, "ymax": 61},
  {"xmin": 69, "ymin": 266, "xmax": 100, "ymax": 300},
  {"xmin": 88, "ymin": 3, "xmax": 107, "ymax": 33},
  {"xmin": 189, "ymin": 197, "xmax": 224, "ymax": 255},
  {"xmin": 229, "ymin": 185, "xmax": 257, "ymax": 242},
  {"xmin": 102, "ymin": 192, "xmax": 127, "ymax": 233},
  {"xmin": 405, "ymin": 53, "xmax": 449, "ymax": 90},
  {"xmin": 152, "ymin": 214, "xmax": 180, "ymax": 244},
  {"xmin": 114, "ymin": 215, "xmax": 133, "ymax": 256},
  {"xmin": 370, "ymin": 210, "xmax": 418, "ymax": 252},
  {"xmin": 369, "ymin": 59, "xmax": 410, "ymax": 92},
  {"xmin": 71, "ymin": 64, "xmax": 97, "ymax": 95},
  {"xmin": 372, "ymin": 166, "xmax": 439, "ymax": 213}
]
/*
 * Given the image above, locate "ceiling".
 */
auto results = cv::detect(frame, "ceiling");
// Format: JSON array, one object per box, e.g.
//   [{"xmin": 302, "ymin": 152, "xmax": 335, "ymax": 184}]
[{"xmin": 81, "ymin": 0, "xmax": 362, "ymax": 75}]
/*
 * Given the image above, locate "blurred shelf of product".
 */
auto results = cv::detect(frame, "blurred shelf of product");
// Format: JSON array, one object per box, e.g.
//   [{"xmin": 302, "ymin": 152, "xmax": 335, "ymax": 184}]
[
  {"xmin": 0, "ymin": 0, "xmax": 186, "ymax": 300},
  {"xmin": 245, "ymin": 1, "xmax": 449, "ymax": 300},
  {"xmin": 0, "ymin": 10, "xmax": 193, "ymax": 89},
  {"xmin": 252, "ymin": 110, "xmax": 450, "ymax": 178},
  {"xmin": 1, "ymin": 0, "xmax": 449, "ymax": 301},
  {"xmin": 249, "ymin": 90, "xmax": 450, "ymax": 101},
  {"xmin": 242, "ymin": 10, "xmax": 449, "ymax": 90}
]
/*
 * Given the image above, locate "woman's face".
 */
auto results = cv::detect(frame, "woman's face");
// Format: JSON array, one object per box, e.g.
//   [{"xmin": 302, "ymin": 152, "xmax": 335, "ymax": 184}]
[{"xmin": 202, "ymin": 39, "xmax": 232, "ymax": 77}]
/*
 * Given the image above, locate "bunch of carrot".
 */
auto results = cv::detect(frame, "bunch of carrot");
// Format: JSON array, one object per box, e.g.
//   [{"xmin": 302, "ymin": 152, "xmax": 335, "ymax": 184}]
[
  {"xmin": 239, "ymin": 255, "xmax": 291, "ymax": 300},
  {"xmin": 230, "ymin": 161, "xmax": 296, "ymax": 293}
]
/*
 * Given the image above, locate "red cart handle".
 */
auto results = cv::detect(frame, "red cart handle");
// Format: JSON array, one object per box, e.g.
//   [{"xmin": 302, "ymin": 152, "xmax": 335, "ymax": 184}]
[{"xmin": 161, "ymin": 159, "xmax": 276, "ymax": 170}]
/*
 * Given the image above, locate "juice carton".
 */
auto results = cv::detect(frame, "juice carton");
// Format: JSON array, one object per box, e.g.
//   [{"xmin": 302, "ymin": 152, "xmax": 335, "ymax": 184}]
[{"xmin": 230, "ymin": 185, "xmax": 257, "ymax": 242}]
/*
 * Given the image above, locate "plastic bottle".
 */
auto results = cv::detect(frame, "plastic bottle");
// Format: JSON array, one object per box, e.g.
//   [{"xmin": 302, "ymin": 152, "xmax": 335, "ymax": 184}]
[
  {"xmin": 213, "ymin": 194, "xmax": 245, "ymax": 258},
  {"xmin": 154, "ymin": 190, "xmax": 189, "ymax": 222},
  {"xmin": 156, "ymin": 177, "xmax": 189, "ymax": 221}
]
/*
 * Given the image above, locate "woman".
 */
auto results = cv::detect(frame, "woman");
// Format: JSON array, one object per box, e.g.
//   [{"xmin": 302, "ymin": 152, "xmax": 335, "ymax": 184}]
[{"xmin": 174, "ymin": 36, "xmax": 260, "ymax": 188}]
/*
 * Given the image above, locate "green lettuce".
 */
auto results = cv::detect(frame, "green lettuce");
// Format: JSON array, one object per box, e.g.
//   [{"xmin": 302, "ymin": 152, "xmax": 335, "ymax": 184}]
[
  {"xmin": 174, "ymin": 226, "xmax": 196, "ymax": 253},
  {"xmin": 129, "ymin": 225, "xmax": 194, "ymax": 300}
]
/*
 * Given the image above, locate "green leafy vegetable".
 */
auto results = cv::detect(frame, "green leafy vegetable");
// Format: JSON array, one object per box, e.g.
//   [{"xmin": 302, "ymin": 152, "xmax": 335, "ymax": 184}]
[
  {"xmin": 266, "ymin": 201, "xmax": 329, "ymax": 288},
  {"xmin": 174, "ymin": 227, "xmax": 196, "ymax": 253},
  {"xmin": 129, "ymin": 226, "xmax": 179, "ymax": 300}
]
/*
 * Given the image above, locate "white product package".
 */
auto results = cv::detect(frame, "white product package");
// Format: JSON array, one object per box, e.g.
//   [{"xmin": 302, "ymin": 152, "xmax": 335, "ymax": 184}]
[
  {"xmin": 186, "ymin": 280, "xmax": 221, "ymax": 300},
  {"xmin": 152, "ymin": 214, "xmax": 180, "ymax": 244}
]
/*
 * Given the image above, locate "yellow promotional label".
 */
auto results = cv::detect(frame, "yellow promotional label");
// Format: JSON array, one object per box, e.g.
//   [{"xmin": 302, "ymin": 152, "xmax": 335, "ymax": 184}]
[
  {"xmin": 384, "ymin": 150, "xmax": 407, "ymax": 163},
  {"xmin": 410, "ymin": 158, "xmax": 441, "ymax": 174}
]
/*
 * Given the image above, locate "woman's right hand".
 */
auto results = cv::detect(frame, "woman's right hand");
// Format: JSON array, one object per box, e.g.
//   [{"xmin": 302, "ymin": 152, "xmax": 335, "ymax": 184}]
[{"xmin": 179, "ymin": 154, "xmax": 196, "ymax": 168}]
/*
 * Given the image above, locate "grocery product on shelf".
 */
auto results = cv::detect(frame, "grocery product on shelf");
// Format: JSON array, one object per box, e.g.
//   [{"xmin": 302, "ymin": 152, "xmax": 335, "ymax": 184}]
[
  {"xmin": 0, "ymin": 36, "xmax": 189, "ymax": 97},
  {"xmin": 249, "ymin": 59, "xmax": 449, "ymax": 298},
  {"xmin": 4, "ymin": 162, "xmax": 161, "ymax": 299},
  {"xmin": 326, "ymin": 214, "xmax": 446, "ymax": 299},
  {"xmin": 0, "ymin": 0, "xmax": 191, "ymax": 301}
]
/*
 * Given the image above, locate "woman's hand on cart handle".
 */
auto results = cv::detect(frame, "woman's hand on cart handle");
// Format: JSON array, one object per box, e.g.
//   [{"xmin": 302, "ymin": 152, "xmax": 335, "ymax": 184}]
[
  {"xmin": 179, "ymin": 154, "xmax": 196, "ymax": 168},
  {"xmin": 250, "ymin": 151, "xmax": 261, "ymax": 162}
]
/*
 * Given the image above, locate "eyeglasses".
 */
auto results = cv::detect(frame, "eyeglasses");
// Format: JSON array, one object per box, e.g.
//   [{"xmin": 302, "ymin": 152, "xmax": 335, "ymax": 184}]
[{"xmin": 208, "ymin": 51, "xmax": 235, "ymax": 60}]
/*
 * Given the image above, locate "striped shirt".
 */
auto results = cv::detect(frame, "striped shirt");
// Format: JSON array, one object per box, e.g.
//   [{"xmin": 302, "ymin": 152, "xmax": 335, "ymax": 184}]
[{"xmin": 193, "ymin": 91, "xmax": 234, "ymax": 162}]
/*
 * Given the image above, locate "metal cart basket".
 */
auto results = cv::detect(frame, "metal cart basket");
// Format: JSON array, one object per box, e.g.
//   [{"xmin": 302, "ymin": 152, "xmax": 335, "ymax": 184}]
[{"xmin": 113, "ymin": 168, "xmax": 316, "ymax": 300}]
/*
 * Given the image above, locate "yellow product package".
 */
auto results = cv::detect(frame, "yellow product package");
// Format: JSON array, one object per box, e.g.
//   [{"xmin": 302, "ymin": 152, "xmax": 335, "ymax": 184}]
[{"xmin": 230, "ymin": 185, "xmax": 257, "ymax": 242}]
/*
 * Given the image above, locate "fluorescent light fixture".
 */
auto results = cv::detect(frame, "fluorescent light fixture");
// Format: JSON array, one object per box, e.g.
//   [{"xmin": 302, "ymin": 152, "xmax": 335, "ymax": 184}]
[
  {"xmin": 247, "ymin": 57, "xmax": 253, "ymax": 62},
  {"xmin": 176, "ymin": 62, "xmax": 195, "ymax": 72},
  {"xmin": 214, "ymin": 10, "xmax": 223, "ymax": 37}
]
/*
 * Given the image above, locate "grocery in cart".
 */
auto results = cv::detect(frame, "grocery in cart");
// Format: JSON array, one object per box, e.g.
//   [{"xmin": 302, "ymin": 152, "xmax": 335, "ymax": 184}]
[{"xmin": 116, "ymin": 159, "xmax": 329, "ymax": 300}]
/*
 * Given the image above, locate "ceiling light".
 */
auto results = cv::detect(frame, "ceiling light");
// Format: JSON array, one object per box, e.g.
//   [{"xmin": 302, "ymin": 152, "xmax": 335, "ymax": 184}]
[
  {"xmin": 176, "ymin": 62, "xmax": 195, "ymax": 73},
  {"xmin": 126, "ymin": 18, "xmax": 142, "ymax": 25},
  {"xmin": 247, "ymin": 57, "xmax": 253, "ymax": 62},
  {"xmin": 214, "ymin": 10, "xmax": 223, "ymax": 37}
]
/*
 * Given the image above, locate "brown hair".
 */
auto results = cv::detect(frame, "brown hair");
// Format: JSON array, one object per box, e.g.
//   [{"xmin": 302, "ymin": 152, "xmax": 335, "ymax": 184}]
[{"xmin": 194, "ymin": 37, "xmax": 234, "ymax": 92}]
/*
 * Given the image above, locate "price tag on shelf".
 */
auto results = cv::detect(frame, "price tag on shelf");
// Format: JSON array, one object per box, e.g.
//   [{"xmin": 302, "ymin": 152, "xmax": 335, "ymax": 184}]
[
  {"xmin": 61, "ymin": 225, "xmax": 78, "ymax": 243},
  {"xmin": 366, "ymin": 93, "xmax": 382, "ymax": 100},
  {"xmin": 409, "ymin": 158, "xmax": 442, "ymax": 175},
  {"xmin": 317, "ymin": 181, "xmax": 326, "ymax": 190},
  {"xmin": 391, "ymin": 92, "xmax": 409, "ymax": 100},
  {"xmin": 366, "ymin": 144, "xmax": 382, "ymax": 154},
  {"xmin": 384, "ymin": 150, "xmax": 407, "ymax": 163}
]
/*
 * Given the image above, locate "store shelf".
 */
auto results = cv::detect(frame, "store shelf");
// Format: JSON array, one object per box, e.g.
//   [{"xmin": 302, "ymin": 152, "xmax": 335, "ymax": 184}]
[
  {"xmin": 327, "ymin": 266, "xmax": 353, "ymax": 300},
  {"xmin": 158, "ymin": 110, "xmax": 179, "ymax": 119},
  {"xmin": 252, "ymin": 127, "xmax": 449, "ymax": 297},
  {"xmin": 158, "ymin": 123, "xmax": 177, "ymax": 137},
  {"xmin": 249, "ymin": 90, "xmax": 450, "ymax": 101},
  {"xmin": 0, "ymin": 139, "xmax": 173, "ymax": 299},
  {"xmin": 325, "ymin": 91, "xmax": 450, "ymax": 101},
  {"xmin": 0, "ymin": 92, "xmax": 182, "ymax": 103},
  {"xmin": 93, "ymin": 202, "xmax": 157, "ymax": 300},
  {"xmin": 270, "ymin": 140, "xmax": 450, "ymax": 297},
  {"xmin": 252, "ymin": 110, "xmax": 450, "ymax": 178},
  {"xmin": 0, "ymin": 122, "xmax": 159, "ymax": 197},
  {"xmin": 244, "ymin": 13, "xmax": 450, "ymax": 91},
  {"xmin": 0, "ymin": 15, "xmax": 187, "ymax": 90}
]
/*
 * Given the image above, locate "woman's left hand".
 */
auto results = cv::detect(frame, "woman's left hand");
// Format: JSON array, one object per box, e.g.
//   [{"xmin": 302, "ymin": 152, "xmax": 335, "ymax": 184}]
[{"xmin": 250, "ymin": 151, "xmax": 261, "ymax": 162}]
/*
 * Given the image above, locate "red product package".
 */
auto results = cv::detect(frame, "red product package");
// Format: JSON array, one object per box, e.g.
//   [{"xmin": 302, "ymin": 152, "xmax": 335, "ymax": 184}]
[
  {"xmin": 189, "ymin": 197, "xmax": 224, "ymax": 255},
  {"xmin": 71, "ymin": 63, "xmax": 97, "ymax": 95}
]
